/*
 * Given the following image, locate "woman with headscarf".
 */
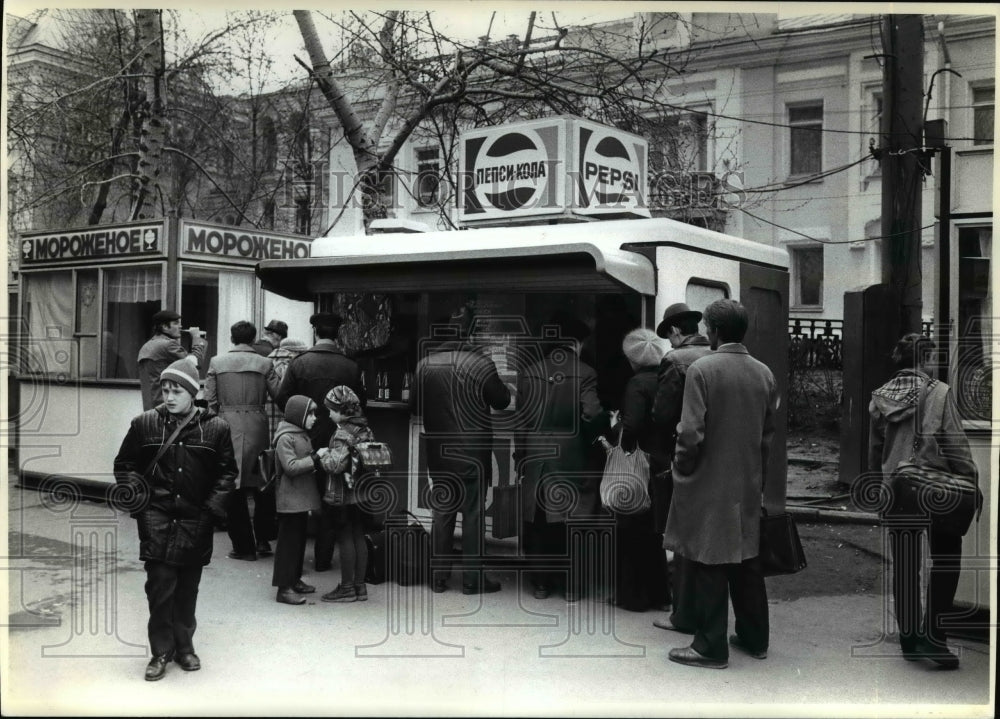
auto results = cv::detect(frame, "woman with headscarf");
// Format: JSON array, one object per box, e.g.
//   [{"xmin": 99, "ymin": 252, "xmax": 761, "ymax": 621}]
[{"xmin": 612, "ymin": 328, "xmax": 673, "ymax": 612}]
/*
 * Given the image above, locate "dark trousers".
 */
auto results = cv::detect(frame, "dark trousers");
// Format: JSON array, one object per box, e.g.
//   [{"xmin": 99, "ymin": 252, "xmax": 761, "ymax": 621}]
[
  {"xmin": 430, "ymin": 465, "xmax": 484, "ymax": 585},
  {"xmin": 272, "ymin": 512, "xmax": 308, "ymax": 588},
  {"xmin": 670, "ymin": 553, "xmax": 697, "ymax": 630},
  {"xmin": 144, "ymin": 561, "xmax": 203, "ymax": 658},
  {"xmin": 332, "ymin": 504, "xmax": 368, "ymax": 586},
  {"xmin": 689, "ymin": 556, "xmax": 769, "ymax": 661},
  {"xmin": 227, "ymin": 487, "xmax": 276, "ymax": 554},
  {"xmin": 888, "ymin": 524, "xmax": 963, "ymax": 649}
]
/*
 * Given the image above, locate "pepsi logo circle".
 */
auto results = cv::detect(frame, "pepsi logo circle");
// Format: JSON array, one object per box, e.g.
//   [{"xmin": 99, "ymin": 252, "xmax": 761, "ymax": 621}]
[
  {"xmin": 473, "ymin": 129, "xmax": 549, "ymax": 212},
  {"xmin": 581, "ymin": 131, "xmax": 640, "ymax": 207}
]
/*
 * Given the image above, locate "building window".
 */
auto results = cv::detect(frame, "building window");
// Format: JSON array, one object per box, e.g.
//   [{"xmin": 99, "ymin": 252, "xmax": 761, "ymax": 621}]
[
  {"xmin": 650, "ymin": 110, "xmax": 709, "ymax": 173},
  {"xmin": 789, "ymin": 245, "xmax": 824, "ymax": 307},
  {"xmin": 972, "ymin": 85, "xmax": 994, "ymax": 146},
  {"xmin": 415, "ymin": 147, "xmax": 441, "ymax": 208},
  {"xmin": 956, "ymin": 225, "xmax": 992, "ymax": 421},
  {"xmin": 865, "ymin": 91, "xmax": 883, "ymax": 177},
  {"xmin": 788, "ymin": 103, "xmax": 823, "ymax": 176}
]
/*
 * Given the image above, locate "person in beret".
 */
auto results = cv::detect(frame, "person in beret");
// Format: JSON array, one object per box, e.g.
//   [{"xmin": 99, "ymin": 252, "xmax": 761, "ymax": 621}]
[{"xmin": 137, "ymin": 309, "xmax": 207, "ymax": 411}]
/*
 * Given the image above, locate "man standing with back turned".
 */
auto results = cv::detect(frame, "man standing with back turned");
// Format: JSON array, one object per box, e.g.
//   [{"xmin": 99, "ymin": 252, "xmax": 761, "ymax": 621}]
[
  {"xmin": 651, "ymin": 302, "xmax": 712, "ymax": 632},
  {"xmin": 664, "ymin": 299, "xmax": 777, "ymax": 670},
  {"xmin": 411, "ymin": 305, "xmax": 511, "ymax": 595}
]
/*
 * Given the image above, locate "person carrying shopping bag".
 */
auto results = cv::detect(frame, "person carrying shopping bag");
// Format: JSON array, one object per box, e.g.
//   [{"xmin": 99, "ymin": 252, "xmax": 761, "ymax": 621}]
[{"xmin": 868, "ymin": 333, "xmax": 979, "ymax": 669}]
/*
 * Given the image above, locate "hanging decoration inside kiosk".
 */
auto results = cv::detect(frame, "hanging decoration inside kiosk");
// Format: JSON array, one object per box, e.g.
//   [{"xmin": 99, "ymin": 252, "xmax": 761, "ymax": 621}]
[
  {"xmin": 20, "ymin": 222, "xmax": 164, "ymax": 264},
  {"xmin": 459, "ymin": 116, "xmax": 649, "ymax": 224}
]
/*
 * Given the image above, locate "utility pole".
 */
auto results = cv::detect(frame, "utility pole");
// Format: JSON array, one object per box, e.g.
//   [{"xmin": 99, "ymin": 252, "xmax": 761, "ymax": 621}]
[{"xmin": 880, "ymin": 15, "xmax": 925, "ymax": 334}]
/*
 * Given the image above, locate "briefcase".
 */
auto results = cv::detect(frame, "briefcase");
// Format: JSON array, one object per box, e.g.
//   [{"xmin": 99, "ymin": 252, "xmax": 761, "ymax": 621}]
[{"xmin": 759, "ymin": 509, "xmax": 807, "ymax": 577}]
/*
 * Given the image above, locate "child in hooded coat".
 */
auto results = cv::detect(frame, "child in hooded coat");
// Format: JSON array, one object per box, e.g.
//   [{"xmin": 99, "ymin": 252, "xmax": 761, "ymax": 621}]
[{"xmin": 271, "ymin": 395, "xmax": 328, "ymax": 605}]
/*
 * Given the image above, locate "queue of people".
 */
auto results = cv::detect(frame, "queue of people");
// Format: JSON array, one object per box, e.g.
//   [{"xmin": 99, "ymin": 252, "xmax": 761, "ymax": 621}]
[{"xmin": 114, "ymin": 301, "xmax": 978, "ymax": 681}]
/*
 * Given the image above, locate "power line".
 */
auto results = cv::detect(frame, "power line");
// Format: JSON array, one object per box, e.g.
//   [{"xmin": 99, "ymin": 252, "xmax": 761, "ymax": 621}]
[{"xmin": 738, "ymin": 205, "xmax": 937, "ymax": 245}]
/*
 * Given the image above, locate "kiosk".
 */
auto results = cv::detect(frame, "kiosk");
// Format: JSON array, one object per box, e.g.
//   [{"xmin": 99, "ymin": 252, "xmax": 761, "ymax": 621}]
[
  {"xmin": 15, "ymin": 218, "xmax": 313, "ymax": 495},
  {"xmin": 257, "ymin": 217, "xmax": 791, "ymax": 532}
]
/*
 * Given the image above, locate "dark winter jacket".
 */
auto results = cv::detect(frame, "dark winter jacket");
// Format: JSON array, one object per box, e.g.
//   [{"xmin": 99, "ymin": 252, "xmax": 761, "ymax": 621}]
[
  {"xmin": 275, "ymin": 341, "xmax": 365, "ymax": 449},
  {"xmin": 113, "ymin": 405, "xmax": 237, "ymax": 567},
  {"xmin": 619, "ymin": 365, "xmax": 673, "ymax": 469},
  {"xmin": 410, "ymin": 341, "xmax": 510, "ymax": 477},
  {"xmin": 651, "ymin": 334, "xmax": 713, "ymax": 457}
]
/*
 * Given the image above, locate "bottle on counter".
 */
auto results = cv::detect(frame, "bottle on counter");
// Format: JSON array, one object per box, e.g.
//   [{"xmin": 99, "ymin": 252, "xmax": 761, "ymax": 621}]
[{"xmin": 400, "ymin": 371, "xmax": 411, "ymax": 403}]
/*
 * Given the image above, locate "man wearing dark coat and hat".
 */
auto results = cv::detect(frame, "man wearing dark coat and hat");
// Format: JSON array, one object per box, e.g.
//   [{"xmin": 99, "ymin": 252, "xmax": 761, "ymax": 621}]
[
  {"xmin": 113, "ymin": 359, "xmax": 237, "ymax": 681},
  {"xmin": 253, "ymin": 319, "xmax": 288, "ymax": 357},
  {"xmin": 137, "ymin": 309, "xmax": 207, "ymax": 410}
]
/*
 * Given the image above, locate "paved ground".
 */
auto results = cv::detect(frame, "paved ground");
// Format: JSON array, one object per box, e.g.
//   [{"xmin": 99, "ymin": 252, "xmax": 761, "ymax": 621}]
[{"xmin": 2, "ymin": 480, "xmax": 993, "ymax": 717}]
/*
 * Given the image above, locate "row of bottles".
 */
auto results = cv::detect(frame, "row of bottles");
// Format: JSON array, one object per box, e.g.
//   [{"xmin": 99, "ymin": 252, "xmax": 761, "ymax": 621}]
[{"xmin": 361, "ymin": 369, "xmax": 412, "ymax": 403}]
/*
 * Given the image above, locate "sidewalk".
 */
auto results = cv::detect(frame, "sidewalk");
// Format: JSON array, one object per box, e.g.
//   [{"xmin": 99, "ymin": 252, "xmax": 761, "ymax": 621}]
[{"xmin": 3, "ymin": 484, "xmax": 992, "ymax": 717}]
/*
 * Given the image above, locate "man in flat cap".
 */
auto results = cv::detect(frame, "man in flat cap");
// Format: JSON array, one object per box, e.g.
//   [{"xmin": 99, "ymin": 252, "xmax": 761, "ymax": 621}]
[
  {"xmin": 275, "ymin": 312, "xmax": 365, "ymax": 571},
  {"xmin": 253, "ymin": 319, "xmax": 288, "ymax": 357},
  {"xmin": 650, "ymin": 301, "xmax": 713, "ymax": 634},
  {"xmin": 137, "ymin": 309, "xmax": 207, "ymax": 411}
]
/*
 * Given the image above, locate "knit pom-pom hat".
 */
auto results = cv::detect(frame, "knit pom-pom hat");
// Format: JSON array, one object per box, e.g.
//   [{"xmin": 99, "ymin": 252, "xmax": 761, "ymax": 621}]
[
  {"xmin": 283, "ymin": 395, "xmax": 316, "ymax": 429},
  {"xmin": 160, "ymin": 359, "xmax": 200, "ymax": 397}
]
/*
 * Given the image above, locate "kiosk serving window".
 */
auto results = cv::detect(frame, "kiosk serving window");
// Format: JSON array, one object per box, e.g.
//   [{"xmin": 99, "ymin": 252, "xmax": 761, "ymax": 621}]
[
  {"xmin": 180, "ymin": 265, "xmax": 257, "ymax": 376},
  {"xmin": 320, "ymin": 290, "xmax": 642, "ymax": 411}
]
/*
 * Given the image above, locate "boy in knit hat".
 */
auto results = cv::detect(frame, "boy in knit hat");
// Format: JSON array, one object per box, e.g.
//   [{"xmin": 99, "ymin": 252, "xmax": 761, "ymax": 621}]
[{"xmin": 113, "ymin": 359, "xmax": 237, "ymax": 681}]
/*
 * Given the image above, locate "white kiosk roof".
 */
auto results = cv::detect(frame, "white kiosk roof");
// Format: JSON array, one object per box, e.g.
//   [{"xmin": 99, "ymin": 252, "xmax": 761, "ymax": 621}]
[{"xmin": 257, "ymin": 218, "xmax": 787, "ymax": 301}]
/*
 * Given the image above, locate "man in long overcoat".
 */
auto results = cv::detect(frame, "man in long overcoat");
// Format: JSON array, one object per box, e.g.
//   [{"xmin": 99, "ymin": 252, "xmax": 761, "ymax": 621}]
[
  {"xmin": 516, "ymin": 312, "xmax": 608, "ymax": 602},
  {"xmin": 664, "ymin": 299, "xmax": 777, "ymax": 669},
  {"xmin": 205, "ymin": 320, "xmax": 281, "ymax": 560},
  {"xmin": 274, "ymin": 312, "xmax": 365, "ymax": 570}
]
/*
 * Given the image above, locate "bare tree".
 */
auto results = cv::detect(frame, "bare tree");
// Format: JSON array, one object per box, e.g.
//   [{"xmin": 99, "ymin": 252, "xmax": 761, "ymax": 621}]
[
  {"xmin": 293, "ymin": 9, "xmax": 747, "ymax": 232},
  {"xmin": 6, "ymin": 8, "xmax": 290, "ymax": 231}
]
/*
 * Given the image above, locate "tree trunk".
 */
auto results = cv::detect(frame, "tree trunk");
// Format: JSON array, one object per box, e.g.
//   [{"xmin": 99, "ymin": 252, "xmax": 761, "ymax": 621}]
[
  {"xmin": 130, "ymin": 9, "xmax": 167, "ymax": 220},
  {"xmin": 294, "ymin": 9, "xmax": 387, "ymax": 224}
]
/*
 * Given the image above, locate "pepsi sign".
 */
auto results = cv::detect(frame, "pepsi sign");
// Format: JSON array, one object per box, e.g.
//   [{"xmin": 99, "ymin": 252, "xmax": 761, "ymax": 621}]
[
  {"xmin": 459, "ymin": 117, "xmax": 648, "ymax": 225},
  {"xmin": 461, "ymin": 121, "xmax": 562, "ymax": 221}
]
